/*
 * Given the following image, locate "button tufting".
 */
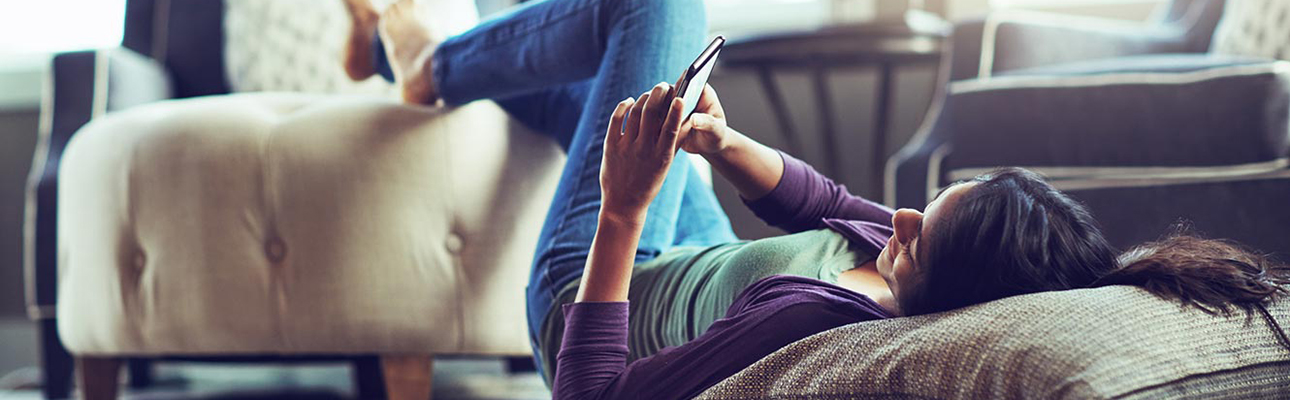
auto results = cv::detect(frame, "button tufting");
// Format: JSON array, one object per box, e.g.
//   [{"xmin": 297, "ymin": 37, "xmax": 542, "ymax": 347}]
[
  {"xmin": 445, "ymin": 234, "xmax": 463, "ymax": 254},
  {"xmin": 133, "ymin": 252, "xmax": 146, "ymax": 270},
  {"xmin": 265, "ymin": 238, "xmax": 287, "ymax": 263}
]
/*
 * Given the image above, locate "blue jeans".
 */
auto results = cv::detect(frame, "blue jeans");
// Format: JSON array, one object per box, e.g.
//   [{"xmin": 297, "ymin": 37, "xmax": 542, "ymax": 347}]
[{"xmin": 374, "ymin": 0, "xmax": 737, "ymax": 371}]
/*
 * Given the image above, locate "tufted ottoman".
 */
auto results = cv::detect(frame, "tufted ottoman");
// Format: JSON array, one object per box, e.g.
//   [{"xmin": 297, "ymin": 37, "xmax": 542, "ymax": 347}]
[{"xmin": 55, "ymin": 92, "xmax": 564, "ymax": 398}]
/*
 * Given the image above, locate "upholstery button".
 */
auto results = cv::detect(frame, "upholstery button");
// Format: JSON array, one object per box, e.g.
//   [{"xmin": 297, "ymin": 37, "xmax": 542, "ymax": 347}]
[
  {"xmin": 265, "ymin": 238, "xmax": 287, "ymax": 262},
  {"xmin": 133, "ymin": 252, "xmax": 146, "ymax": 270},
  {"xmin": 446, "ymin": 234, "xmax": 463, "ymax": 254}
]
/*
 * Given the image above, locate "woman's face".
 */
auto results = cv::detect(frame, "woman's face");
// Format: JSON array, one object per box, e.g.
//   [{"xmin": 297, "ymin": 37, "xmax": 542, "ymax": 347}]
[{"xmin": 876, "ymin": 182, "xmax": 976, "ymax": 316}]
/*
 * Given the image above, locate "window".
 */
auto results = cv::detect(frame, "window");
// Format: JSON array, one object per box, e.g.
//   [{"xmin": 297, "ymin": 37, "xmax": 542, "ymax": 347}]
[
  {"xmin": 707, "ymin": 0, "xmax": 871, "ymax": 36},
  {"xmin": 0, "ymin": 0, "xmax": 126, "ymax": 56}
]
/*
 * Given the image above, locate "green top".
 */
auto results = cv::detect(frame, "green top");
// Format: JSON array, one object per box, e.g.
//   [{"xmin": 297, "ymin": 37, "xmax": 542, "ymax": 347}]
[{"xmin": 541, "ymin": 228, "xmax": 870, "ymax": 379}]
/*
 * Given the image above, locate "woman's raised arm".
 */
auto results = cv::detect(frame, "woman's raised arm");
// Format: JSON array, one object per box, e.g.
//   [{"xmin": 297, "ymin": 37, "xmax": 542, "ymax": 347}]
[{"xmin": 678, "ymin": 85, "xmax": 785, "ymax": 201}]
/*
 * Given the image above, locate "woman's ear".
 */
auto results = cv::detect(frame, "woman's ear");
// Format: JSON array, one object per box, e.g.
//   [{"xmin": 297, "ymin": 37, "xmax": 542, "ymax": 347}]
[{"xmin": 892, "ymin": 208, "xmax": 923, "ymax": 246}]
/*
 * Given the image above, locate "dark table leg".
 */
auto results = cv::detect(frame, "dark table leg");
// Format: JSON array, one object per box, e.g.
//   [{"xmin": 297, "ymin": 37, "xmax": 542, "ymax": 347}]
[
  {"xmin": 812, "ymin": 65, "xmax": 842, "ymax": 181},
  {"xmin": 873, "ymin": 62, "xmax": 895, "ymax": 199},
  {"xmin": 756, "ymin": 66, "xmax": 803, "ymax": 156}
]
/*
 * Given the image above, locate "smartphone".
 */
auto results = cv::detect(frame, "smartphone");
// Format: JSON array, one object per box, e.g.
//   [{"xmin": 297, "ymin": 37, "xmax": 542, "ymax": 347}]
[{"xmin": 675, "ymin": 35, "xmax": 725, "ymax": 120}]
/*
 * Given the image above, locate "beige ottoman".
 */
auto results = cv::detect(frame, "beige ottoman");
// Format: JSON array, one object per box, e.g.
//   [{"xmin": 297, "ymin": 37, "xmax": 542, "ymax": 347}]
[{"xmin": 56, "ymin": 92, "xmax": 564, "ymax": 397}]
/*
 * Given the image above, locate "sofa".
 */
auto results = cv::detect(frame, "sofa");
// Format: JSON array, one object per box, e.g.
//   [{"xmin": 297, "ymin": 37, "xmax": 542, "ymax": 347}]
[
  {"xmin": 26, "ymin": 1, "xmax": 566, "ymax": 399},
  {"xmin": 888, "ymin": 0, "xmax": 1290, "ymax": 259},
  {"xmin": 693, "ymin": 0, "xmax": 1290, "ymax": 397}
]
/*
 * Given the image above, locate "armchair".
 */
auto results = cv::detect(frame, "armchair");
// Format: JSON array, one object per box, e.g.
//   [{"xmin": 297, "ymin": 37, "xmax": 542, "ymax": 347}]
[
  {"xmin": 25, "ymin": 1, "xmax": 564, "ymax": 399},
  {"xmin": 888, "ymin": 0, "xmax": 1290, "ymax": 257}
]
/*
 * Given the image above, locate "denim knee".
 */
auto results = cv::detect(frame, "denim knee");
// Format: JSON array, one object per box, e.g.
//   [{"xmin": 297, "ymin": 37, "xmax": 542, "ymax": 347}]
[{"xmin": 608, "ymin": 0, "xmax": 709, "ymax": 41}]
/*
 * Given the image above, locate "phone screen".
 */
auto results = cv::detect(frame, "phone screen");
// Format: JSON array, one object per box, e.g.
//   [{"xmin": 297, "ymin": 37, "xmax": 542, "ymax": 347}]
[{"xmin": 678, "ymin": 36, "xmax": 724, "ymax": 119}]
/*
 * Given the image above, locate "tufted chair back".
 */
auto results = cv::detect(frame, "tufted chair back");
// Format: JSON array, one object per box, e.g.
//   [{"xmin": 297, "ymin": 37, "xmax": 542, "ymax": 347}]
[{"xmin": 1210, "ymin": 0, "xmax": 1290, "ymax": 60}]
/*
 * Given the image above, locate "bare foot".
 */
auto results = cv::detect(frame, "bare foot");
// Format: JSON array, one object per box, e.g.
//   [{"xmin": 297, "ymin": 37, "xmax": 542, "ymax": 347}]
[
  {"xmin": 342, "ymin": 0, "xmax": 381, "ymax": 81},
  {"xmin": 378, "ymin": 0, "xmax": 442, "ymax": 105}
]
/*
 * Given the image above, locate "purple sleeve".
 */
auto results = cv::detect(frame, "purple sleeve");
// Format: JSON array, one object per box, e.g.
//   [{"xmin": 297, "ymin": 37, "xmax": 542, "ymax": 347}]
[
  {"xmin": 552, "ymin": 277, "xmax": 891, "ymax": 400},
  {"xmin": 552, "ymin": 302, "xmax": 630, "ymax": 400},
  {"xmin": 743, "ymin": 151, "xmax": 896, "ymax": 233}
]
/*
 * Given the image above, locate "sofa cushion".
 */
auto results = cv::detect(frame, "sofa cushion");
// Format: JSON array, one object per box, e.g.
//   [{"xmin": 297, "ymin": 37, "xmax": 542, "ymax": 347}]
[{"xmin": 697, "ymin": 285, "xmax": 1290, "ymax": 399}]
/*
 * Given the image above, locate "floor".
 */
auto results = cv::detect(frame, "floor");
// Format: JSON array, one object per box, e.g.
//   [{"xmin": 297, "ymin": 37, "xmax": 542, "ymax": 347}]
[{"xmin": 0, "ymin": 319, "xmax": 551, "ymax": 400}]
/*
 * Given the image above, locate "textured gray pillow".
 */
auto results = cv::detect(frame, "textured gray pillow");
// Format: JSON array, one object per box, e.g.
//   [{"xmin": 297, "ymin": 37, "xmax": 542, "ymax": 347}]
[{"xmin": 697, "ymin": 285, "xmax": 1290, "ymax": 399}]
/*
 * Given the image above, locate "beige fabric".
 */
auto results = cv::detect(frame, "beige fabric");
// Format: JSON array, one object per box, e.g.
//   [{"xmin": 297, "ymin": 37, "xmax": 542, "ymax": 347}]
[
  {"xmin": 56, "ymin": 93, "xmax": 564, "ymax": 355},
  {"xmin": 698, "ymin": 286, "xmax": 1290, "ymax": 399},
  {"xmin": 222, "ymin": 0, "xmax": 477, "ymax": 95},
  {"xmin": 1211, "ymin": 0, "xmax": 1290, "ymax": 61}
]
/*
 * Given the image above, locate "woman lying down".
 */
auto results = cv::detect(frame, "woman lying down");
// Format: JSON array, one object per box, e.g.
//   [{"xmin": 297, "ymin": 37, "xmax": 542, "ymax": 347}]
[{"xmin": 342, "ymin": 0, "xmax": 1290, "ymax": 398}]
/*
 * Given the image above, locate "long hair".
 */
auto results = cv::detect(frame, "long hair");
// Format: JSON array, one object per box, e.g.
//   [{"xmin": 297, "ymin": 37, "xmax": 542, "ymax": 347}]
[
  {"xmin": 1095, "ymin": 226, "xmax": 1290, "ymax": 315},
  {"xmin": 905, "ymin": 167, "xmax": 1118, "ymax": 315},
  {"xmin": 904, "ymin": 167, "xmax": 1290, "ymax": 319}
]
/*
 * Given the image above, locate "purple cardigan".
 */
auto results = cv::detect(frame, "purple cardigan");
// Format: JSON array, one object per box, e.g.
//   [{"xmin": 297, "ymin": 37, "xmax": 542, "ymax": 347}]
[{"xmin": 553, "ymin": 152, "xmax": 897, "ymax": 400}]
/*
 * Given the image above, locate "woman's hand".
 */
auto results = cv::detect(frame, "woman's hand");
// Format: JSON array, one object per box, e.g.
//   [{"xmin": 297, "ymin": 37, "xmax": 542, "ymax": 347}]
[
  {"xmin": 599, "ymin": 82, "xmax": 687, "ymax": 223},
  {"xmin": 677, "ymin": 84, "xmax": 733, "ymax": 155}
]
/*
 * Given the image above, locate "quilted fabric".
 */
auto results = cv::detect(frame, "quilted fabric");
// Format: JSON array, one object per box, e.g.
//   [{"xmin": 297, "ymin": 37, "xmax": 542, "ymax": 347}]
[
  {"xmin": 697, "ymin": 285, "xmax": 1290, "ymax": 399},
  {"xmin": 223, "ymin": 0, "xmax": 478, "ymax": 94},
  {"xmin": 1212, "ymin": 0, "xmax": 1290, "ymax": 60}
]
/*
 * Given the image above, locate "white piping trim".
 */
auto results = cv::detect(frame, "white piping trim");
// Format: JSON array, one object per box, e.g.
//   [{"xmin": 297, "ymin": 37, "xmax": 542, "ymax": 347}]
[
  {"xmin": 27, "ymin": 305, "xmax": 55, "ymax": 320},
  {"xmin": 24, "ymin": 62, "xmax": 56, "ymax": 321},
  {"xmin": 92, "ymin": 49, "xmax": 109, "ymax": 118},
  {"xmin": 1049, "ymin": 168, "xmax": 1290, "ymax": 192},
  {"xmin": 947, "ymin": 158, "xmax": 1290, "ymax": 182},
  {"xmin": 952, "ymin": 62, "xmax": 1290, "ymax": 94},
  {"xmin": 925, "ymin": 143, "xmax": 952, "ymax": 204},
  {"xmin": 978, "ymin": 13, "xmax": 999, "ymax": 80}
]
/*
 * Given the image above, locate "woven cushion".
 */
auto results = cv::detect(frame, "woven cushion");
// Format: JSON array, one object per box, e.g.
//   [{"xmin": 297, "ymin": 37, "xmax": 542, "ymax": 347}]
[
  {"xmin": 1212, "ymin": 0, "xmax": 1290, "ymax": 60},
  {"xmin": 697, "ymin": 286, "xmax": 1290, "ymax": 399}
]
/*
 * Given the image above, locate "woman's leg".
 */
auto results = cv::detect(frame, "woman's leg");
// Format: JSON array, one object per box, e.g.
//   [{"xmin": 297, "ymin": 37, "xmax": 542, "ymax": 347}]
[
  {"xmin": 369, "ymin": 0, "xmax": 716, "ymax": 374},
  {"xmin": 506, "ymin": 0, "xmax": 708, "ymax": 377}
]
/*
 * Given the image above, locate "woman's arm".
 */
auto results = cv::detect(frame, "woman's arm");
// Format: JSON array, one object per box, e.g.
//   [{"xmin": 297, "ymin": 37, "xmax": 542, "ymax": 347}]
[
  {"xmin": 575, "ymin": 82, "xmax": 683, "ymax": 303},
  {"xmin": 676, "ymin": 85, "xmax": 784, "ymax": 201},
  {"xmin": 680, "ymin": 85, "xmax": 895, "ymax": 231},
  {"xmin": 553, "ymin": 82, "xmax": 685, "ymax": 399}
]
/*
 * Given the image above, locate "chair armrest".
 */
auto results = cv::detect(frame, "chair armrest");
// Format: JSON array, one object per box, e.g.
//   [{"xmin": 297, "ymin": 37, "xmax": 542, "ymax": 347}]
[
  {"xmin": 979, "ymin": 11, "xmax": 1195, "ymax": 78},
  {"xmin": 941, "ymin": 61, "xmax": 1289, "ymax": 180},
  {"xmin": 24, "ymin": 47, "xmax": 172, "ymax": 320},
  {"xmin": 892, "ymin": 58, "xmax": 1289, "ymax": 209}
]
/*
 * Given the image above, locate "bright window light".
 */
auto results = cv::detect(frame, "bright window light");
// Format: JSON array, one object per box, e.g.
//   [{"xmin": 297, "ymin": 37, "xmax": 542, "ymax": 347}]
[{"xmin": 0, "ymin": 0, "xmax": 125, "ymax": 56}]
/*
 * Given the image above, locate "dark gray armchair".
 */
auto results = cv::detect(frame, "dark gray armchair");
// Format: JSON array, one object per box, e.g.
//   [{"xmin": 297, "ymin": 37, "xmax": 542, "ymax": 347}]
[
  {"xmin": 27, "ymin": 1, "xmax": 227, "ymax": 398},
  {"xmin": 888, "ymin": 0, "xmax": 1290, "ymax": 258}
]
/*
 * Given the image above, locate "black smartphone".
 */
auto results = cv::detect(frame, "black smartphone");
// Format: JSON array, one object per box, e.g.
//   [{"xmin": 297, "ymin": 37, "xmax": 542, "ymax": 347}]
[{"xmin": 675, "ymin": 35, "xmax": 725, "ymax": 120}]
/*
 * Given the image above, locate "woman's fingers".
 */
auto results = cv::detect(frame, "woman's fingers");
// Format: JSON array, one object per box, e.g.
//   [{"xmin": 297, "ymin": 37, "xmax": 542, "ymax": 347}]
[
  {"xmin": 658, "ymin": 97, "xmax": 686, "ymax": 152},
  {"xmin": 624, "ymin": 92, "xmax": 650, "ymax": 143},
  {"xmin": 638, "ymin": 83, "xmax": 671, "ymax": 143},
  {"xmin": 605, "ymin": 97, "xmax": 634, "ymax": 146}
]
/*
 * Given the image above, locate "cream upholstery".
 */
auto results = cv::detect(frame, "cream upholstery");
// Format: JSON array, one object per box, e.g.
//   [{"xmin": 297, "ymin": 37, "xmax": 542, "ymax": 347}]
[
  {"xmin": 56, "ymin": 93, "xmax": 564, "ymax": 355},
  {"xmin": 1211, "ymin": 0, "xmax": 1290, "ymax": 60},
  {"xmin": 222, "ymin": 0, "xmax": 477, "ymax": 95}
]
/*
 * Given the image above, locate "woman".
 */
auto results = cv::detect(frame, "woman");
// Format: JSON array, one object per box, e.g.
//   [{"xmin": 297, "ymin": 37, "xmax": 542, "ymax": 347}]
[{"xmin": 345, "ymin": 0, "xmax": 1290, "ymax": 398}]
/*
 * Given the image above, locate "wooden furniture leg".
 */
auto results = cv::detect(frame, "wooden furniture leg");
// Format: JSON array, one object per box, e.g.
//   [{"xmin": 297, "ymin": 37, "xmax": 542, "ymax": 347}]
[
  {"xmin": 381, "ymin": 355, "xmax": 434, "ymax": 400},
  {"xmin": 76, "ymin": 356, "xmax": 121, "ymax": 400}
]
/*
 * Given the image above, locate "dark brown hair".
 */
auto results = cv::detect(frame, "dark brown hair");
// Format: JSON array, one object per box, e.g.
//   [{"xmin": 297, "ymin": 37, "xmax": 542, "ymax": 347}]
[
  {"xmin": 1095, "ymin": 228, "xmax": 1290, "ymax": 316},
  {"xmin": 906, "ymin": 167, "xmax": 1118, "ymax": 315},
  {"xmin": 908, "ymin": 167, "xmax": 1290, "ymax": 321}
]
